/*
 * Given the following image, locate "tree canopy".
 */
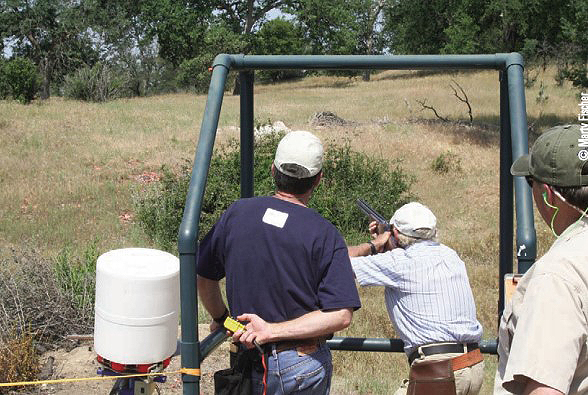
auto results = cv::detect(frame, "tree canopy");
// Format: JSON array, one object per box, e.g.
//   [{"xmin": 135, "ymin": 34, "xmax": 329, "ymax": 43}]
[{"xmin": 1, "ymin": 0, "xmax": 586, "ymax": 101}]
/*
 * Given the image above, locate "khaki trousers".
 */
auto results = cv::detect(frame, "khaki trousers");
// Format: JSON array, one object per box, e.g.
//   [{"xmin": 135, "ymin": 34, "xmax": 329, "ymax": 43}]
[{"xmin": 394, "ymin": 352, "xmax": 485, "ymax": 395}]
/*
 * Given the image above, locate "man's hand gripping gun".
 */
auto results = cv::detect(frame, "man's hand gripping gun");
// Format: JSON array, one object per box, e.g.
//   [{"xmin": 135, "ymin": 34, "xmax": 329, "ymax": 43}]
[{"xmin": 356, "ymin": 199, "xmax": 390, "ymax": 235}]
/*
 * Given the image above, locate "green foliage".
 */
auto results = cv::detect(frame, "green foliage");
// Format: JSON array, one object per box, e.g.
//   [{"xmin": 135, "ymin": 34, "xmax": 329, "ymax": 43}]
[
  {"xmin": 53, "ymin": 240, "xmax": 99, "ymax": 312},
  {"xmin": 430, "ymin": 151, "xmax": 462, "ymax": 174},
  {"xmin": 315, "ymin": 141, "xmax": 413, "ymax": 241},
  {"xmin": 381, "ymin": 0, "xmax": 577, "ymax": 60},
  {"xmin": 0, "ymin": 57, "xmax": 39, "ymax": 104},
  {"xmin": 176, "ymin": 22, "xmax": 244, "ymax": 93},
  {"xmin": 177, "ymin": 56, "xmax": 214, "ymax": 93},
  {"xmin": 253, "ymin": 19, "xmax": 305, "ymax": 82},
  {"xmin": 442, "ymin": 9, "xmax": 480, "ymax": 54},
  {"xmin": 132, "ymin": 163, "xmax": 193, "ymax": 252},
  {"xmin": 291, "ymin": 0, "xmax": 364, "ymax": 55},
  {"xmin": 0, "ymin": 0, "xmax": 99, "ymax": 99},
  {"xmin": 560, "ymin": 0, "xmax": 588, "ymax": 88},
  {"xmin": 0, "ymin": 59, "xmax": 7, "ymax": 100},
  {"xmin": 133, "ymin": 132, "xmax": 413, "ymax": 251},
  {"xmin": 62, "ymin": 63, "xmax": 129, "ymax": 102},
  {"xmin": 89, "ymin": 0, "xmax": 212, "ymax": 69},
  {"xmin": 0, "ymin": 248, "xmax": 94, "ymax": 345},
  {"xmin": 383, "ymin": 0, "xmax": 449, "ymax": 54}
]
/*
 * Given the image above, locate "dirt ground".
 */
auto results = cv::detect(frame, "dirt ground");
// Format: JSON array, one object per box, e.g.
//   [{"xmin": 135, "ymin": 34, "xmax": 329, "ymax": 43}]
[
  {"xmin": 30, "ymin": 325, "xmax": 229, "ymax": 395},
  {"xmin": 25, "ymin": 326, "xmax": 355, "ymax": 395}
]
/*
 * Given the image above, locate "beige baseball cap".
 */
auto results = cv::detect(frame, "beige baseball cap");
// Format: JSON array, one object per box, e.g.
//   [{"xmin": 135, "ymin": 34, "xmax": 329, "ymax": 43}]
[
  {"xmin": 274, "ymin": 131, "xmax": 323, "ymax": 178},
  {"xmin": 390, "ymin": 202, "xmax": 437, "ymax": 238}
]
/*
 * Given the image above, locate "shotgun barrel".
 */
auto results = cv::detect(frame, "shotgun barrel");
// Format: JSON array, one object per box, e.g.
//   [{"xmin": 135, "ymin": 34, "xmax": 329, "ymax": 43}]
[{"xmin": 356, "ymin": 199, "xmax": 391, "ymax": 233}]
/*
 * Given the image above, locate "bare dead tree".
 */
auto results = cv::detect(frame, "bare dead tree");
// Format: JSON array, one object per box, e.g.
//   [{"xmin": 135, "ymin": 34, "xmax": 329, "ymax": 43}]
[
  {"xmin": 450, "ymin": 80, "xmax": 473, "ymax": 124},
  {"xmin": 416, "ymin": 98, "xmax": 449, "ymax": 122}
]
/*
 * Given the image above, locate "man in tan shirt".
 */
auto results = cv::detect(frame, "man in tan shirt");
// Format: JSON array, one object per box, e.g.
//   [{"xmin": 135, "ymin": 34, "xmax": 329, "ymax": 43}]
[{"xmin": 495, "ymin": 124, "xmax": 588, "ymax": 394}]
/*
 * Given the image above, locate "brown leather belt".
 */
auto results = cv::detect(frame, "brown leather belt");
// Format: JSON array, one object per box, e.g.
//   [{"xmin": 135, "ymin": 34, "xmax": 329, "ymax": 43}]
[
  {"xmin": 263, "ymin": 336, "xmax": 327, "ymax": 354},
  {"xmin": 451, "ymin": 349, "xmax": 483, "ymax": 371}
]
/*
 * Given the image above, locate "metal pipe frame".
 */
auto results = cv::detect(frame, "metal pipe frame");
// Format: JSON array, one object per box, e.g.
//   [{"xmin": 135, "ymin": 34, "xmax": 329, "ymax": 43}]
[{"xmin": 178, "ymin": 53, "xmax": 536, "ymax": 395}]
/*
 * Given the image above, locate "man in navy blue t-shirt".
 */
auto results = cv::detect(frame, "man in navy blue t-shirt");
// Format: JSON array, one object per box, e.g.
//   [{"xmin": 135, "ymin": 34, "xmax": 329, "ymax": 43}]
[{"xmin": 197, "ymin": 131, "xmax": 361, "ymax": 394}]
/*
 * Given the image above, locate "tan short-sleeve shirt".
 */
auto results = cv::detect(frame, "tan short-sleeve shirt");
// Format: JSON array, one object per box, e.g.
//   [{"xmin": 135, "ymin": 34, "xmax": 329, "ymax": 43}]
[{"xmin": 495, "ymin": 219, "xmax": 588, "ymax": 394}]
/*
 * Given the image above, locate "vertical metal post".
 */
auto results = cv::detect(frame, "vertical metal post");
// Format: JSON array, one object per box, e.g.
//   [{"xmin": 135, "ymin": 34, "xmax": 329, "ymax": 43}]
[
  {"xmin": 240, "ymin": 71, "xmax": 255, "ymax": 198},
  {"xmin": 179, "ymin": 56, "xmax": 231, "ymax": 395},
  {"xmin": 498, "ymin": 71, "xmax": 513, "ymax": 319},
  {"xmin": 506, "ymin": 55, "xmax": 536, "ymax": 275}
]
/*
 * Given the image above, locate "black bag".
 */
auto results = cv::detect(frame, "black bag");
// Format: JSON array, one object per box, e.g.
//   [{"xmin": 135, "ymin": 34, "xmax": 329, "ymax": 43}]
[{"xmin": 214, "ymin": 349, "xmax": 258, "ymax": 395}]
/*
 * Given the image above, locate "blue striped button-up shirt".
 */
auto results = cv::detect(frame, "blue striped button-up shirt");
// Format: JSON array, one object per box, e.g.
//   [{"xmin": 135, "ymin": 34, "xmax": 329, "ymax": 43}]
[{"xmin": 351, "ymin": 240, "xmax": 483, "ymax": 354}]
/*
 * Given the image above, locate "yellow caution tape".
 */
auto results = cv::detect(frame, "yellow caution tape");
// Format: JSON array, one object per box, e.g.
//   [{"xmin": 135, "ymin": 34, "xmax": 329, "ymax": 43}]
[{"xmin": 0, "ymin": 368, "xmax": 201, "ymax": 387}]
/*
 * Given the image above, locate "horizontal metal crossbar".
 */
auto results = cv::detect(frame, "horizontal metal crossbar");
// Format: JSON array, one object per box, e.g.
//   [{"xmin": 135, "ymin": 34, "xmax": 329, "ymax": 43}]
[{"xmin": 212, "ymin": 53, "xmax": 523, "ymax": 71}]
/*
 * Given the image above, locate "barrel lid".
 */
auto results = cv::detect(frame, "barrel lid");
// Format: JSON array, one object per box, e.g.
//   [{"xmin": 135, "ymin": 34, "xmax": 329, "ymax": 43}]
[{"xmin": 97, "ymin": 248, "xmax": 179, "ymax": 279}]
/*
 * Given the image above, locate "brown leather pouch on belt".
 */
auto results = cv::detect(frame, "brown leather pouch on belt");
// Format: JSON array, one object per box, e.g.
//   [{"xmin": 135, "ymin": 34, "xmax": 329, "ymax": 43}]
[{"xmin": 407, "ymin": 359, "xmax": 456, "ymax": 395}]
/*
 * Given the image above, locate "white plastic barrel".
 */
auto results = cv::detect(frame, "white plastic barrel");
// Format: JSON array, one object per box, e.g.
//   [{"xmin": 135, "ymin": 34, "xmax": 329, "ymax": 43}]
[{"xmin": 94, "ymin": 248, "xmax": 179, "ymax": 365}]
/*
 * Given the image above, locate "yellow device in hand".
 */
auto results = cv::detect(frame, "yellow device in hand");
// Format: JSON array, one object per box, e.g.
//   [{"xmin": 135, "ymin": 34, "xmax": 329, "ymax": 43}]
[
  {"xmin": 223, "ymin": 316, "xmax": 264, "ymax": 353},
  {"xmin": 223, "ymin": 316, "xmax": 246, "ymax": 333}
]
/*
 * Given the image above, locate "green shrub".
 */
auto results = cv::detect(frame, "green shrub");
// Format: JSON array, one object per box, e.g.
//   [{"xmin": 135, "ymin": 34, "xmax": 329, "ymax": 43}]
[
  {"xmin": 0, "ymin": 57, "xmax": 39, "ymax": 104},
  {"xmin": 176, "ymin": 55, "xmax": 214, "ymax": 94},
  {"xmin": 177, "ymin": 55, "xmax": 238, "ymax": 94},
  {"xmin": 176, "ymin": 22, "xmax": 242, "ymax": 93},
  {"xmin": 0, "ymin": 248, "xmax": 94, "ymax": 345},
  {"xmin": 430, "ymin": 151, "xmax": 462, "ymax": 174},
  {"xmin": 133, "ymin": 162, "xmax": 194, "ymax": 252},
  {"xmin": 133, "ymin": 132, "xmax": 413, "ymax": 251},
  {"xmin": 317, "ymin": 142, "xmax": 413, "ymax": 242},
  {"xmin": 53, "ymin": 240, "xmax": 99, "ymax": 312},
  {"xmin": 62, "ymin": 62, "xmax": 128, "ymax": 102},
  {"xmin": 0, "ymin": 59, "xmax": 8, "ymax": 100}
]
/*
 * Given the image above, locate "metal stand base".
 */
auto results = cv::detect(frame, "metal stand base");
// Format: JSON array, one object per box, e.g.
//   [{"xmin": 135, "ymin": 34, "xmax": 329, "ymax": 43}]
[{"xmin": 98, "ymin": 367, "xmax": 166, "ymax": 395}]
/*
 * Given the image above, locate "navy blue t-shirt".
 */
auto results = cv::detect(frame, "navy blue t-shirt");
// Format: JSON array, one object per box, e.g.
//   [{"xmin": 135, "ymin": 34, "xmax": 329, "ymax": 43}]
[{"xmin": 197, "ymin": 196, "xmax": 361, "ymax": 323}]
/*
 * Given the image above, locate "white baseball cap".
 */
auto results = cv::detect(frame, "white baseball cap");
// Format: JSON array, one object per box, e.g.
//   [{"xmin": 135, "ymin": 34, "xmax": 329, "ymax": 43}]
[
  {"xmin": 274, "ymin": 131, "xmax": 323, "ymax": 178},
  {"xmin": 390, "ymin": 202, "xmax": 437, "ymax": 238}
]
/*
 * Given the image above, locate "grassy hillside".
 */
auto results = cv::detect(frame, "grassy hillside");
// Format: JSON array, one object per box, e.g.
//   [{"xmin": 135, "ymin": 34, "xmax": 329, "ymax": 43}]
[{"xmin": 0, "ymin": 66, "xmax": 581, "ymax": 394}]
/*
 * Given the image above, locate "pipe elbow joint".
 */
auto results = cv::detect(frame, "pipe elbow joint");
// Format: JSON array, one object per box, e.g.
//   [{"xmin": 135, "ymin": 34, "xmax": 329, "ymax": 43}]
[
  {"xmin": 212, "ymin": 54, "xmax": 235, "ymax": 71},
  {"xmin": 178, "ymin": 226, "xmax": 198, "ymax": 254},
  {"xmin": 505, "ymin": 52, "xmax": 524, "ymax": 70}
]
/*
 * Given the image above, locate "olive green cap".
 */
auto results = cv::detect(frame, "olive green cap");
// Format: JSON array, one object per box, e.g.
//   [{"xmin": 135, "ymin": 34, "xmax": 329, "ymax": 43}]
[{"xmin": 511, "ymin": 124, "xmax": 588, "ymax": 187}]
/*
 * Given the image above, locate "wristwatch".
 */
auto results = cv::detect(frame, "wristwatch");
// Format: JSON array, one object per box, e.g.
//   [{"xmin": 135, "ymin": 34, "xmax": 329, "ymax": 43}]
[{"xmin": 367, "ymin": 241, "xmax": 377, "ymax": 255}]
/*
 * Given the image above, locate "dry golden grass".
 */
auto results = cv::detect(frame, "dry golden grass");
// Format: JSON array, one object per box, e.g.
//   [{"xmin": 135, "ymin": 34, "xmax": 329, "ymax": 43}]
[
  {"xmin": 0, "ymin": 66, "xmax": 579, "ymax": 394},
  {"xmin": 0, "ymin": 332, "xmax": 38, "ymax": 394}
]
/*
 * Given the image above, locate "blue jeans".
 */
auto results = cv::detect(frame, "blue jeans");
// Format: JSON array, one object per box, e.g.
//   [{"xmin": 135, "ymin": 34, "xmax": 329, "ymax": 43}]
[{"xmin": 250, "ymin": 342, "xmax": 332, "ymax": 395}]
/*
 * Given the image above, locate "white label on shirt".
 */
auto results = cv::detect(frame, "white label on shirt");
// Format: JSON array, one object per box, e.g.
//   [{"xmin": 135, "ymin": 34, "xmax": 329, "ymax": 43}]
[{"xmin": 262, "ymin": 208, "xmax": 288, "ymax": 228}]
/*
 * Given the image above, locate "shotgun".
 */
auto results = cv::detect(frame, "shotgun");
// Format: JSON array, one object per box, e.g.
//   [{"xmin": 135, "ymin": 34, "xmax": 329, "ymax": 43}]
[{"xmin": 356, "ymin": 199, "xmax": 391, "ymax": 234}]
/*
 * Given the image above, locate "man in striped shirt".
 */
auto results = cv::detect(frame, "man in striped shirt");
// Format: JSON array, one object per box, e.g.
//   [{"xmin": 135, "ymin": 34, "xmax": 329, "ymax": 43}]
[{"xmin": 348, "ymin": 202, "xmax": 484, "ymax": 395}]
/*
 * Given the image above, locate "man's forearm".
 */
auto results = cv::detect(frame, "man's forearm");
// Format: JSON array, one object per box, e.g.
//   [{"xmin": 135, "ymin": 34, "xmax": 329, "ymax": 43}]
[
  {"xmin": 197, "ymin": 275, "xmax": 226, "ymax": 320},
  {"xmin": 348, "ymin": 243, "xmax": 373, "ymax": 257},
  {"xmin": 268, "ymin": 308, "xmax": 353, "ymax": 342},
  {"xmin": 348, "ymin": 231, "xmax": 392, "ymax": 257},
  {"xmin": 522, "ymin": 379, "xmax": 564, "ymax": 395}
]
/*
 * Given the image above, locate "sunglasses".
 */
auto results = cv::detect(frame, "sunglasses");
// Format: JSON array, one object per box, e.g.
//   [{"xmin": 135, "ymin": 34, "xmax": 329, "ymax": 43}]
[{"xmin": 525, "ymin": 176, "xmax": 534, "ymax": 188}]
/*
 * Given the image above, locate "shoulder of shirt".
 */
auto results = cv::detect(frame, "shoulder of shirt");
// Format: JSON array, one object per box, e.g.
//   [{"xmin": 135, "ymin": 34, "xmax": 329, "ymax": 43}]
[
  {"xmin": 529, "ymin": 233, "xmax": 588, "ymax": 292},
  {"xmin": 534, "ymin": 241, "xmax": 588, "ymax": 274},
  {"xmin": 229, "ymin": 197, "xmax": 334, "ymax": 225},
  {"xmin": 408, "ymin": 241, "xmax": 454, "ymax": 252}
]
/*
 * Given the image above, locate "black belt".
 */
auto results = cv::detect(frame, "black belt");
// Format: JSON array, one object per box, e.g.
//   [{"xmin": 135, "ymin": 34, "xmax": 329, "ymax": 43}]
[{"xmin": 408, "ymin": 343, "xmax": 478, "ymax": 365}]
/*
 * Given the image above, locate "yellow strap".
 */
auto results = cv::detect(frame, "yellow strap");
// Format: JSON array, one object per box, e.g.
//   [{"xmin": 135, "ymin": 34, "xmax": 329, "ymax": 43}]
[
  {"xmin": 179, "ymin": 368, "xmax": 201, "ymax": 376},
  {"xmin": 0, "ymin": 368, "xmax": 200, "ymax": 387}
]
